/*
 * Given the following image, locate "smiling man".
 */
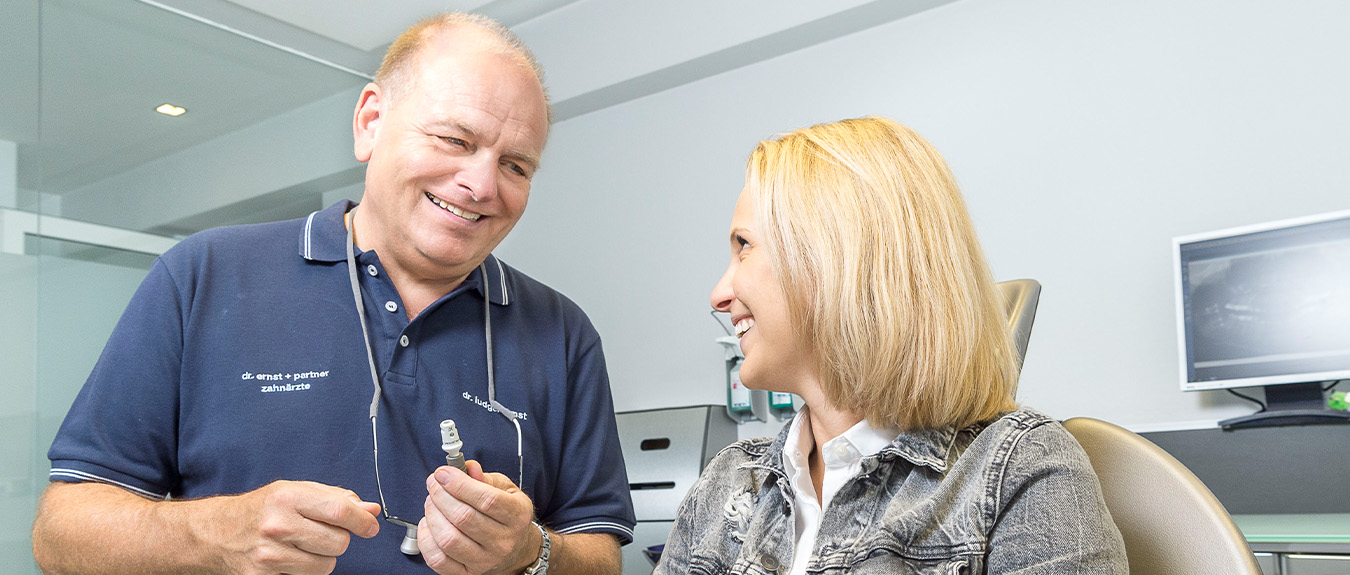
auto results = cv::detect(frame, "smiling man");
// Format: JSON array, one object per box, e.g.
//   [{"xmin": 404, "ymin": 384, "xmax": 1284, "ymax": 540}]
[{"xmin": 33, "ymin": 13, "xmax": 634, "ymax": 575}]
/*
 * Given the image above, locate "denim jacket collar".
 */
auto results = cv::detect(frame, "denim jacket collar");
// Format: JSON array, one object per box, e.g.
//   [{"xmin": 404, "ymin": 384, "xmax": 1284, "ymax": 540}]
[
  {"xmin": 874, "ymin": 426, "xmax": 957, "ymax": 474},
  {"xmin": 739, "ymin": 414, "xmax": 959, "ymax": 482}
]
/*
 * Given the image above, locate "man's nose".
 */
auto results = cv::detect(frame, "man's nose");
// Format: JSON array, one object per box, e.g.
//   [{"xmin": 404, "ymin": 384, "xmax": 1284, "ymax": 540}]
[{"xmin": 457, "ymin": 155, "xmax": 500, "ymax": 202}]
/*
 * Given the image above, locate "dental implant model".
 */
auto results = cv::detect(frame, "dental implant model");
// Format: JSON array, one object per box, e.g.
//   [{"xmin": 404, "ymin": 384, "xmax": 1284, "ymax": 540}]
[{"xmin": 440, "ymin": 419, "xmax": 467, "ymax": 472}]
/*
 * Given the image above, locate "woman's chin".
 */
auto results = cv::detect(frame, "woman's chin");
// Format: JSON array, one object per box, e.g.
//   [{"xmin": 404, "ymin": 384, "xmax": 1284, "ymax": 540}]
[{"xmin": 738, "ymin": 366, "xmax": 790, "ymax": 396}]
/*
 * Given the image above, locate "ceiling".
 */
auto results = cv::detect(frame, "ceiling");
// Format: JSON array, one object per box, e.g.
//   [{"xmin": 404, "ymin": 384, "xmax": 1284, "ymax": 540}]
[
  {"xmin": 222, "ymin": 0, "xmax": 499, "ymax": 51},
  {"xmin": 1, "ymin": 0, "xmax": 954, "ymax": 237},
  {"xmin": 1, "ymin": 0, "xmax": 583, "ymax": 198},
  {"xmin": 29, "ymin": 0, "xmax": 363, "ymax": 194}
]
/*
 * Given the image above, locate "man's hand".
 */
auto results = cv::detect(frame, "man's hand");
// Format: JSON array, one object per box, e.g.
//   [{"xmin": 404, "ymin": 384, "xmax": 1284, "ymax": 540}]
[
  {"xmin": 417, "ymin": 461, "xmax": 541, "ymax": 575},
  {"xmin": 33, "ymin": 480, "xmax": 382, "ymax": 575},
  {"xmin": 202, "ymin": 480, "xmax": 384, "ymax": 575}
]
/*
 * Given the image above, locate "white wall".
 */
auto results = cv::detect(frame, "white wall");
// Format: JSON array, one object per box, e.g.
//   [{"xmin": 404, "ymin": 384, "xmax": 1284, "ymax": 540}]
[
  {"xmin": 496, "ymin": 0, "xmax": 1350, "ymax": 431},
  {"xmin": 0, "ymin": 140, "xmax": 15, "ymax": 209}
]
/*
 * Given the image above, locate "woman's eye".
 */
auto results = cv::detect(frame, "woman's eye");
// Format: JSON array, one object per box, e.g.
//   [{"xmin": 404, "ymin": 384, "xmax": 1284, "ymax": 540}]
[{"xmin": 735, "ymin": 235, "xmax": 750, "ymax": 251}]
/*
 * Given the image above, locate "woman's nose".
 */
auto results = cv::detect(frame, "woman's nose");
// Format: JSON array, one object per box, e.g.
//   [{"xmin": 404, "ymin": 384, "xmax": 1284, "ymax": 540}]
[{"xmin": 710, "ymin": 261, "xmax": 735, "ymax": 312}]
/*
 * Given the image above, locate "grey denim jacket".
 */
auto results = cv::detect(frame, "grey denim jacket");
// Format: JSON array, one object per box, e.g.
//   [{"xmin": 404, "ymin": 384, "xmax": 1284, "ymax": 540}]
[{"xmin": 654, "ymin": 408, "xmax": 1127, "ymax": 575}]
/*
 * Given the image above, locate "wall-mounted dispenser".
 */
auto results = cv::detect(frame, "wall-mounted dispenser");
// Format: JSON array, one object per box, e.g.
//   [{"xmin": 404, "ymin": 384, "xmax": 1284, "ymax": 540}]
[
  {"xmin": 712, "ymin": 310, "xmax": 799, "ymax": 423},
  {"xmin": 715, "ymin": 335, "xmax": 769, "ymax": 423}
]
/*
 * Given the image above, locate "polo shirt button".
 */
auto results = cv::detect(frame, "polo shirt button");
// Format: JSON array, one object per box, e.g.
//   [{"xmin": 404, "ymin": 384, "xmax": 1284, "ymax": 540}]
[
  {"xmin": 366, "ymin": 264, "xmax": 378, "ymax": 277},
  {"xmin": 385, "ymin": 301, "xmax": 398, "ymax": 313},
  {"xmin": 399, "ymin": 335, "xmax": 409, "ymax": 347}
]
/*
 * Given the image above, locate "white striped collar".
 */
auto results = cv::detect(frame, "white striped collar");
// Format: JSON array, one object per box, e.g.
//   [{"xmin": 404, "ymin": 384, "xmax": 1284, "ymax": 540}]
[
  {"xmin": 297, "ymin": 201, "xmax": 353, "ymax": 262},
  {"xmin": 478, "ymin": 253, "xmax": 511, "ymax": 306},
  {"xmin": 298, "ymin": 201, "xmax": 512, "ymax": 306}
]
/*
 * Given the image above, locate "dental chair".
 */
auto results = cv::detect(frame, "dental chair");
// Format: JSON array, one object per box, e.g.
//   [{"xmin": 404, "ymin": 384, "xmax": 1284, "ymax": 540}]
[
  {"xmin": 1063, "ymin": 417, "xmax": 1263, "ymax": 575},
  {"xmin": 996, "ymin": 278, "xmax": 1041, "ymax": 378}
]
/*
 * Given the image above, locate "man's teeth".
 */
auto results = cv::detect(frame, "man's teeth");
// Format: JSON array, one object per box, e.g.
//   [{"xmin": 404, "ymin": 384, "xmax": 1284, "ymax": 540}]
[
  {"xmin": 425, "ymin": 192, "xmax": 482, "ymax": 221},
  {"xmin": 734, "ymin": 318, "xmax": 755, "ymax": 338}
]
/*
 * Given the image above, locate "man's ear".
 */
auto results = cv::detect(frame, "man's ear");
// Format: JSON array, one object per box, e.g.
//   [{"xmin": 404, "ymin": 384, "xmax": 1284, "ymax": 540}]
[{"xmin": 353, "ymin": 83, "xmax": 384, "ymax": 163}]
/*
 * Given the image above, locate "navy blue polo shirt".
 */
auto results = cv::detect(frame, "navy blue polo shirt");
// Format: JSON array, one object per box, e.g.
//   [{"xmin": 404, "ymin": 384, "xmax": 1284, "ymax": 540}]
[{"xmin": 49, "ymin": 200, "xmax": 635, "ymax": 573}]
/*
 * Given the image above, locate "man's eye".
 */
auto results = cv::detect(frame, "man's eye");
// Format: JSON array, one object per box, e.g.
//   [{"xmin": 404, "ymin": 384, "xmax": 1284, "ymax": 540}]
[
  {"xmin": 503, "ymin": 161, "xmax": 528, "ymax": 178},
  {"xmin": 441, "ymin": 136, "xmax": 468, "ymax": 148}
]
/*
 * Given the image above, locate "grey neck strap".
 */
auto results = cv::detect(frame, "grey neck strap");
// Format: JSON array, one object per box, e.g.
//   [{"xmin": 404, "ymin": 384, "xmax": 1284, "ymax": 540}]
[
  {"xmin": 345, "ymin": 211, "xmax": 523, "ymax": 485},
  {"xmin": 346, "ymin": 223, "xmax": 383, "ymax": 420}
]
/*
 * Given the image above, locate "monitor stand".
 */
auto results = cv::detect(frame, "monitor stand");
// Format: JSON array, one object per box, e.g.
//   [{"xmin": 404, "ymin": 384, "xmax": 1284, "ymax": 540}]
[{"xmin": 1219, "ymin": 381, "xmax": 1350, "ymax": 430}]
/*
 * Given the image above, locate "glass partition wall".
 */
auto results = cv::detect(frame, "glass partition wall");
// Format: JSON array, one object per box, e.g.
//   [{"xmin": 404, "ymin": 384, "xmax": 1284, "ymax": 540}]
[{"xmin": 3, "ymin": 1, "xmax": 368, "ymax": 569}]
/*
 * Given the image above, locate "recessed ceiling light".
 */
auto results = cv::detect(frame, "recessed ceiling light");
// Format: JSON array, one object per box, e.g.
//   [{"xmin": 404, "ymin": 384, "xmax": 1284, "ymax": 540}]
[{"xmin": 155, "ymin": 103, "xmax": 187, "ymax": 117}]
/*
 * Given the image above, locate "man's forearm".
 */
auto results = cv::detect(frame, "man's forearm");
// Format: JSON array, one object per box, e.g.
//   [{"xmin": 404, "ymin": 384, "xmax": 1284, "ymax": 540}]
[
  {"xmin": 546, "ymin": 532, "xmax": 621, "ymax": 575},
  {"xmin": 33, "ymin": 479, "xmax": 381, "ymax": 575},
  {"xmin": 33, "ymin": 482, "xmax": 222, "ymax": 575}
]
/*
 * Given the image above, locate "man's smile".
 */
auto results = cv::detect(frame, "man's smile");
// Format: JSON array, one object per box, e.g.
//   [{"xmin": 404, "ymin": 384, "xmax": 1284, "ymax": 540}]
[{"xmin": 425, "ymin": 191, "xmax": 482, "ymax": 222}]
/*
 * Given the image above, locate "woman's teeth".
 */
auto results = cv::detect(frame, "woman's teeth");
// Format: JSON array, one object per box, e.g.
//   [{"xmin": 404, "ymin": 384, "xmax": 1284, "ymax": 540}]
[
  {"xmin": 425, "ymin": 192, "xmax": 482, "ymax": 221},
  {"xmin": 734, "ymin": 318, "xmax": 755, "ymax": 338}
]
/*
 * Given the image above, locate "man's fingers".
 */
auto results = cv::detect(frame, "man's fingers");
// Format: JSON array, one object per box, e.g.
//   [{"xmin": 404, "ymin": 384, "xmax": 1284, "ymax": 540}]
[
  {"xmin": 418, "ymin": 516, "xmax": 470, "ymax": 575},
  {"xmin": 421, "ymin": 468, "xmax": 539, "ymax": 574},
  {"xmin": 291, "ymin": 484, "xmax": 381, "ymax": 539},
  {"xmin": 433, "ymin": 466, "xmax": 530, "ymax": 526},
  {"xmin": 464, "ymin": 459, "xmax": 487, "ymax": 482},
  {"xmin": 464, "ymin": 459, "xmax": 520, "ymax": 492},
  {"xmin": 425, "ymin": 475, "xmax": 496, "ymax": 550},
  {"xmin": 341, "ymin": 488, "xmax": 384, "ymax": 536},
  {"xmin": 354, "ymin": 502, "xmax": 383, "ymax": 535},
  {"xmin": 422, "ymin": 490, "xmax": 488, "ymax": 554},
  {"xmin": 478, "ymin": 470, "xmax": 518, "ymax": 492},
  {"xmin": 220, "ymin": 481, "xmax": 373, "ymax": 574},
  {"xmin": 248, "ymin": 544, "xmax": 338, "ymax": 575},
  {"xmin": 345, "ymin": 489, "xmax": 382, "ymax": 512},
  {"xmin": 282, "ymin": 520, "xmax": 354, "ymax": 558}
]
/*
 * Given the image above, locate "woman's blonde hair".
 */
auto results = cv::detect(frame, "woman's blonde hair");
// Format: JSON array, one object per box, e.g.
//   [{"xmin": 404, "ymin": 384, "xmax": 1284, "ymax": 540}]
[{"xmin": 747, "ymin": 116, "xmax": 1018, "ymax": 430}]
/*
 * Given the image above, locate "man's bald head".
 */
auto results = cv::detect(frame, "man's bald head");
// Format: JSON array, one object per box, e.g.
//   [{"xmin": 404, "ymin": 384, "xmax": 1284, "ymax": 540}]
[{"xmin": 375, "ymin": 13, "xmax": 549, "ymax": 121}]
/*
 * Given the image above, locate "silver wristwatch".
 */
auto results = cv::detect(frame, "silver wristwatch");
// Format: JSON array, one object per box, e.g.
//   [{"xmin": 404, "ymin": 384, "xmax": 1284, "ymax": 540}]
[{"xmin": 522, "ymin": 522, "xmax": 551, "ymax": 575}]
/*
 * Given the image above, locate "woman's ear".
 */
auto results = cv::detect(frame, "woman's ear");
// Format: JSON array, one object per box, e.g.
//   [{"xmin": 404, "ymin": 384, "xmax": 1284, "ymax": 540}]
[{"xmin": 353, "ymin": 83, "xmax": 384, "ymax": 163}]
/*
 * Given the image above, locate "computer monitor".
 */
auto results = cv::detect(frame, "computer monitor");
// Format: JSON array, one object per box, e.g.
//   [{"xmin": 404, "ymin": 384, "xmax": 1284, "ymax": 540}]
[{"xmin": 1174, "ymin": 209, "xmax": 1350, "ymax": 429}]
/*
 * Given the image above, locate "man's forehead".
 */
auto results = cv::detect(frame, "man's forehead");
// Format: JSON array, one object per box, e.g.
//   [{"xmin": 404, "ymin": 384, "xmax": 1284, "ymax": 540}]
[
  {"xmin": 417, "ymin": 27, "xmax": 538, "ymax": 88},
  {"xmin": 420, "ymin": 49, "xmax": 545, "ymax": 107},
  {"xmin": 391, "ymin": 25, "xmax": 549, "ymax": 153},
  {"xmin": 423, "ymin": 23, "xmax": 506, "ymax": 53},
  {"xmin": 408, "ymin": 53, "xmax": 545, "ymax": 118}
]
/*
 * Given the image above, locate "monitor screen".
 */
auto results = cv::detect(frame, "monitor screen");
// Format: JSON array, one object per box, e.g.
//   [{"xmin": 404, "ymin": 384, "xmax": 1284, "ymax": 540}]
[{"xmin": 1175, "ymin": 210, "xmax": 1350, "ymax": 392}]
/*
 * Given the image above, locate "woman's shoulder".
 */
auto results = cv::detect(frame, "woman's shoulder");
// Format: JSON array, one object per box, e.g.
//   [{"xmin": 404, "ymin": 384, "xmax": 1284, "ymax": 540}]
[
  {"xmin": 705, "ymin": 436, "xmax": 777, "ymax": 469},
  {"xmin": 961, "ymin": 407, "xmax": 1098, "ymax": 487},
  {"xmin": 952, "ymin": 407, "xmax": 1092, "ymax": 477},
  {"xmin": 969, "ymin": 407, "xmax": 1076, "ymax": 446},
  {"xmin": 981, "ymin": 406, "xmax": 1059, "ymax": 430},
  {"xmin": 679, "ymin": 436, "xmax": 781, "ymax": 519}
]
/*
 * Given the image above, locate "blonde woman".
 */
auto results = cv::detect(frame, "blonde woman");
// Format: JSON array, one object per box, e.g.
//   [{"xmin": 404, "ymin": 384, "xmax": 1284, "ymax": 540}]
[{"xmin": 656, "ymin": 117, "xmax": 1126, "ymax": 574}]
